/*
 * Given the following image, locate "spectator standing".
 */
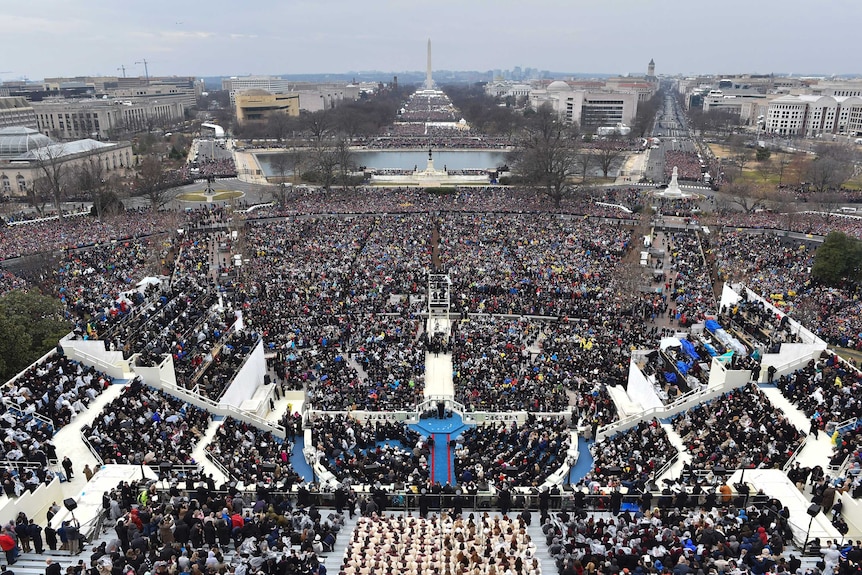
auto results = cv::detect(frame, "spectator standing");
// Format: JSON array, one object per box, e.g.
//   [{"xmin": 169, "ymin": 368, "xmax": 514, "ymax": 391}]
[{"xmin": 62, "ymin": 458, "xmax": 74, "ymax": 480}]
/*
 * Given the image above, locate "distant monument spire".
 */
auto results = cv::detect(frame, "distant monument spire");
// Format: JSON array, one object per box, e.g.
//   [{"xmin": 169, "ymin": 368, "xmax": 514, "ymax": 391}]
[{"xmin": 425, "ymin": 38, "xmax": 434, "ymax": 90}]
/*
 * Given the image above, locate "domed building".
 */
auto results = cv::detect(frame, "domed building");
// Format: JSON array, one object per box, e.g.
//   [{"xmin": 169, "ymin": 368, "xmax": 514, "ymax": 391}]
[
  {"xmin": 0, "ymin": 125, "xmax": 132, "ymax": 199},
  {"xmin": 0, "ymin": 127, "xmax": 54, "ymax": 158},
  {"xmin": 546, "ymin": 80, "xmax": 573, "ymax": 93}
]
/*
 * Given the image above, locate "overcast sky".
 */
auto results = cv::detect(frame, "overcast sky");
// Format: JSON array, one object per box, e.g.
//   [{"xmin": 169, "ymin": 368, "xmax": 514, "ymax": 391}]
[{"xmin": 2, "ymin": 0, "xmax": 860, "ymax": 81}]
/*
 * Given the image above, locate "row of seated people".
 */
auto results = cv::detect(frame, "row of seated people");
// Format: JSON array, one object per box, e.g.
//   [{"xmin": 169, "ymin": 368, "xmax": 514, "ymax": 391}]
[
  {"xmin": 82, "ymin": 378, "xmax": 210, "ymax": 466},
  {"xmin": 451, "ymin": 316, "xmax": 568, "ymax": 412},
  {"xmin": 454, "ymin": 415, "xmax": 572, "ymax": 488},
  {"xmin": 589, "ymin": 419, "xmax": 677, "ymax": 488},
  {"xmin": 830, "ymin": 426, "xmax": 862, "ymax": 499},
  {"xmin": 672, "ymin": 383, "xmax": 804, "ymax": 472},
  {"xmin": 104, "ymin": 477, "xmax": 331, "ymax": 575},
  {"xmin": 110, "ymin": 277, "xmax": 217, "ymax": 361},
  {"xmin": 0, "ymin": 207, "xmax": 179, "ymax": 260},
  {"xmin": 713, "ymin": 230, "xmax": 862, "ymax": 351},
  {"xmin": 205, "ymin": 417, "xmax": 302, "ymax": 491},
  {"xmin": 663, "ymin": 231, "xmax": 716, "ymax": 327},
  {"xmin": 185, "ymin": 328, "xmax": 261, "ymax": 401},
  {"xmin": 547, "ymin": 497, "xmax": 794, "ymax": 575},
  {"xmin": 59, "ymin": 239, "xmax": 162, "ymax": 340},
  {"xmin": 775, "ymin": 352, "xmax": 862, "ymax": 431},
  {"xmin": 339, "ymin": 513, "xmax": 539, "ymax": 575},
  {"xmin": 0, "ymin": 464, "xmax": 59, "ymax": 497},
  {"xmin": 0, "ymin": 356, "xmax": 108, "ymax": 496},
  {"xmin": 309, "ymin": 414, "xmax": 429, "ymax": 486},
  {"xmin": 440, "ymin": 214, "xmax": 632, "ymax": 318},
  {"xmin": 4, "ymin": 355, "xmax": 108, "ymax": 430}
]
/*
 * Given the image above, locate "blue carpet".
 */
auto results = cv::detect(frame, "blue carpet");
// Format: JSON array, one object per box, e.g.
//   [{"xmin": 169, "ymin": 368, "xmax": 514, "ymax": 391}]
[
  {"xmin": 291, "ymin": 434, "xmax": 315, "ymax": 482},
  {"xmin": 432, "ymin": 433, "xmax": 452, "ymax": 485},
  {"xmin": 409, "ymin": 415, "xmax": 474, "ymax": 486},
  {"xmin": 413, "ymin": 413, "xmax": 466, "ymax": 435},
  {"xmin": 568, "ymin": 436, "xmax": 594, "ymax": 484}
]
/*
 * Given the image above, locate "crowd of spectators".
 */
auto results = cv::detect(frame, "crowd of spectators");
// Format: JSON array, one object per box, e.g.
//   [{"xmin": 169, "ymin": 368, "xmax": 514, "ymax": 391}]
[
  {"xmin": 4, "ymin": 355, "xmax": 109, "ymax": 430},
  {"xmin": 548, "ymin": 497, "xmax": 795, "ymax": 575},
  {"xmin": 451, "ymin": 317, "xmax": 570, "ymax": 412},
  {"xmin": 364, "ymin": 135, "xmax": 512, "ymax": 150},
  {"xmin": 99, "ymin": 476, "xmax": 332, "ymax": 575},
  {"xmin": 190, "ymin": 329, "xmax": 261, "ymax": 401},
  {"xmin": 453, "ymin": 415, "xmax": 572, "ymax": 487},
  {"xmin": 338, "ymin": 514, "xmax": 539, "ymax": 575},
  {"xmin": 206, "ymin": 417, "xmax": 302, "ymax": 490},
  {"xmin": 589, "ymin": 419, "xmax": 677, "ymax": 486},
  {"xmin": 440, "ymin": 213, "xmax": 632, "ymax": 317},
  {"xmin": 0, "ymin": 269, "xmax": 27, "ymax": 297},
  {"xmin": 57, "ymin": 239, "xmax": 161, "ymax": 339},
  {"xmin": 663, "ymin": 151, "xmax": 708, "ymax": 181},
  {"xmin": 194, "ymin": 157, "xmax": 237, "ymax": 178},
  {"xmin": 309, "ymin": 414, "xmax": 429, "ymax": 486},
  {"xmin": 662, "ymin": 232, "xmax": 716, "ymax": 327},
  {"xmin": 713, "ymin": 231, "xmax": 862, "ymax": 349},
  {"xmin": 775, "ymin": 353, "xmax": 862, "ymax": 432},
  {"xmin": 0, "ymin": 208, "xmax": 178, "ymax": 260},
  {"xmin": 82, "ymin": 378, "xmax": 209, "ymax": 466},
  {"xmin": 672, "ymin": 384, "xmax": 804, "ymax": 473}
]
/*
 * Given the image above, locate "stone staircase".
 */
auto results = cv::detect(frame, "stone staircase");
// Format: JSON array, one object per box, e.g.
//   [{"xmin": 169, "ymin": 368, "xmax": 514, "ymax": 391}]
[
  {"xmin": 526, "ymin": 516, "xmax": 558, "ymax": 575},
  {"xmin": 319, "ymin": 511, "xmax": 358, "ymax": 573}
]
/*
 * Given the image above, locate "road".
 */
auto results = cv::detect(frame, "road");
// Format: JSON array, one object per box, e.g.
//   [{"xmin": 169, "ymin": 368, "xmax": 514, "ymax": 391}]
[{"xmin": 644, "ymin": 91, "xmax": 699, "ymax": 183}]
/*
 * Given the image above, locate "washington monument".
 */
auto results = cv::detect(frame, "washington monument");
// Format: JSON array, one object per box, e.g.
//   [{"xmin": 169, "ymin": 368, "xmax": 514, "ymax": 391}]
[{"xmin": 425, "ymin": 38, "xmax": 434, "ymax": 90}]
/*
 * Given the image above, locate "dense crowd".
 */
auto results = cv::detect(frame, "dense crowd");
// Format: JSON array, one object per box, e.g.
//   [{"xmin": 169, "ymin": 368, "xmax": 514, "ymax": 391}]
[
  {"xmin": 338, "ymin": 514, "xmax": 539, "ymax": 575},
  {"xmin": 4, "ymin": 355, "xmax": 109, "ymax": 430},
  {"xmin": 309, "ymin": 414, "xmax": 429, "ymax": 486},
  {"xmin": 672, "ymin": 384, "xmax": 804, "ymax": 473},
  {"xmin": 713, "ymin": 230, "xmax": 862, "ymax": 349},
  {"xmin": 775, "ymin": 353, "xmax": 862, "ymax": 431},
  {"xmin": 0, "ymin": 269, "xmax": 27, "ymax": 297},
  {"xmin": 206, "ymin": 417, "xmax": 302, "ymax": 489},
  {"xmin": 451, "ymin": 317, "xmax": 570, "ymax": 413},
  {"xmin": 454, "ymin": 415, "xmax": 572, "ymax": 487},
  {"xmin": 0, "ymin": 208, "xmax": 179, "ymax": 260},
  {"xmin": 100, "ymin": 475, "xmax": 333, "ymax": 575},
  {"xmin": 589, "ymin": 419, "xmax": 677, "ymax": 486},
  {"xmin": 663, "ymin": 151, "xmax": 708, "ymax": 181},
  {"xmin": 548, "ymin": 497, "xmax": 795, "ymax": 575},
  {"xmin": 82, "ymin": 379, "xmax": 210, "ymax": 466}
]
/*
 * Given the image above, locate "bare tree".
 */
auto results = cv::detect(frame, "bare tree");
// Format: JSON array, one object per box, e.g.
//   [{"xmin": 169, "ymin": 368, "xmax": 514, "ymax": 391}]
[
  {"xmin": 268, "ymin": 152, "xmax": 300, "ymax": 204},
  {"xmin": 308, "ymin": 137, "xmax": 354, "ymax": 190},
  {"xmin": 594, "ymin": 135, "xmax": 625, "ymax": 179},
  {"xmin": 511, "ymin": 104, "xmax": 581, "ymax": 208},
  {"xmin": 575, "ymin": 150, "xmax": 594, "ymax": 183},
  {"xmin": 26, "ymin": 177, "xmax": 53, "ymax": 216},
  {"xmin": 806, "ymin": 144, "xmax": 855, "ymax": 193},
  {"xmin": 32, "ymin": 143, "xmax": 71, "ymax": 221},
  {"xmin": 776, "ymin": 152, "xmax": 794, "ymax": 187},
  {"xmin": 136, "ymin": 155, "xmax": 172, "ymax": 209},
  {"xmin": 725, "ymin": 182, "xmax": 767, "ymax": 213},
  {"xmin": 76, "ymin": 155, "xmax": 122, "ymax": 221}
]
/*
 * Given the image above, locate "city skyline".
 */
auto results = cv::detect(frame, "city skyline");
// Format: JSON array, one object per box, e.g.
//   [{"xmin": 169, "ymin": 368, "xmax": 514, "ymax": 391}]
[{"xmin": 1, "ymin": 0, "xmax": 861, "ymax": 81}]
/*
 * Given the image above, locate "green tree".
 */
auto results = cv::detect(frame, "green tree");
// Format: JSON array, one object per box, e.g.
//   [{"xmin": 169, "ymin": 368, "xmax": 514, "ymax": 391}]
[
  {"xmin": 812, "ymin": 231, "xmax": 862, "ymax": 286},
  {"xmin": 0, "ymin": 290, "xmax": 70, "ymax": 381}
]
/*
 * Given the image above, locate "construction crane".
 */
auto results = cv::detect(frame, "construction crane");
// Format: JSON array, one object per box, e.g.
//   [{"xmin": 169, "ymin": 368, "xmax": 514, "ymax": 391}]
[
  {"xmin": 134, "ymin": 59, "xmax": 150, "ymax": 84},
  {"xmin": 117, "ymin": 65, "xmax": 126, "ymax": 78}
]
